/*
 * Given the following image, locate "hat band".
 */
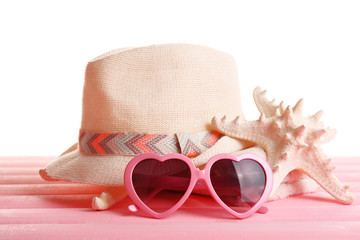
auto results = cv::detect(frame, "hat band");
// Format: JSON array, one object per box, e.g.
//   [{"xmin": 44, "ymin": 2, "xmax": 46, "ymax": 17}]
[{"xmin": 78, "ymin": 130, "xmax": 223, "ymax": 158}]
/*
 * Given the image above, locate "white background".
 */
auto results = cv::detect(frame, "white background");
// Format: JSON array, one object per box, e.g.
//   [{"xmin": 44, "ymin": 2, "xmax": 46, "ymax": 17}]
[{"xmin": 0, "ymin": 0, "xmax": 359, "ymax": 156}]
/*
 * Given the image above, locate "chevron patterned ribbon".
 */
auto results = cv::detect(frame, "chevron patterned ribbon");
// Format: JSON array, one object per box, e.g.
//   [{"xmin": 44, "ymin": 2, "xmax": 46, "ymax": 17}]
[{"xmin": 78, "ymin": 131, "xmax": 222, "ymax": 157}]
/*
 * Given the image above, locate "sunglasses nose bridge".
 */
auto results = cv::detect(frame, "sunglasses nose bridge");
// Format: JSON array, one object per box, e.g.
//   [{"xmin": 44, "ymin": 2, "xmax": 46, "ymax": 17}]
[
  {"xmin": 194, "ymin": 169, "xmax": 206, "ymax": 180},
  {"xmin": 193, "ymin": 169, "xmax": 208, "ymax": 191}
]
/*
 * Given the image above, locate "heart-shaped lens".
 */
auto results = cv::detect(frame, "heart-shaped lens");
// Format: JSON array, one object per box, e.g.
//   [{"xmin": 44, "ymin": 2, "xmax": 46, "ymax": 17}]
[
  {"xmin": 132, "ymin": 158, "xmax": 191, "ymax": 213},
  {"xmin": 210, "ymin": 159, "xmax": 266, "ymax": 213}
]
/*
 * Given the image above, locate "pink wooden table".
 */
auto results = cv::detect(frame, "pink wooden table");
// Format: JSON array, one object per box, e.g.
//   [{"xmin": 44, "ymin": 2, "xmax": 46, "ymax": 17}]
[{"xmin": 1, "ymin": 156, "xmax": 359, "ymax": 239}]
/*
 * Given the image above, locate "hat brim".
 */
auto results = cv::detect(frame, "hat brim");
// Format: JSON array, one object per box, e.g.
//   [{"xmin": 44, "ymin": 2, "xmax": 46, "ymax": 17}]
[
  {"xmin": 40, "ymin": 137, "xmax": 258, "ymax": 186},
  {"xmin": 40, "ymin": 144, "xmax": 133, "ymax": 185}
]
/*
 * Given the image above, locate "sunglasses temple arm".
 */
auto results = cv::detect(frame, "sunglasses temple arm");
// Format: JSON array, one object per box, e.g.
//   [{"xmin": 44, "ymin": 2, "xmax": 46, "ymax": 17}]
[
  {"xmin": 128, "ymin": 186, "xmax": 167, "ymax": 213},
  {"xmin": 256, "ymin": 206, "xmax": 268, "ymax": 214},
  {"xmin": 128, "ymin": 175, "xmax": 190, "ymax": 213},
  {"xmin": 239, "ymin": 190, "xmax": 269, "ymax": 214},
  {"xmin": 240, "ymin": 190, "xmax": 269, "ymax": 214},
  {"xmin": 128, "ymin": 176, "xmax": 269, "ymax": 214},
  {"xmin": 236, "ymin": 188, "xmax": 269, "ymax": 214},
  {"xmin": 212, "ymin": 176, "xmax": 269, "ymax": 214}
]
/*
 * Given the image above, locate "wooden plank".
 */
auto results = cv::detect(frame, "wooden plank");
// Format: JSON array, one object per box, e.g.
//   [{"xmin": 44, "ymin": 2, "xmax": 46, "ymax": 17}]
[
  {"xmin": 1, "ymin": 204, "xmax": 360, "ymax": 224},
  {"xmin": 0, "ymin": 156, "xmax": 359, "ymax": 240},
  {"xmin": 0, "ymin": 190, "xmax": 359, "ymax": 224},
  {"xmin": 0, "ymin": 173, "xmax": 357, "ymax": 185},
  {"xmin": 0, "ymin": 184, "xmax": 106, "ymax": 195},
  {"xmin": 0, "ymin": 158, "xmax": 54, "ymax": 167},
  {"xmin": 0, "ymin": 190, "xmax": 358, "ymax": 210},
  {"xmin": 0, "ymin": 195, "xmax": 95, "ymax": 209},
  {"xmin": 1, "ymin": 222, "xmax": 359, "ymax": 240},
  {"xmin": 0, "ymin": 175, "xmax": 64, "ymax": 184},
  {"xmin": 0, "ymin": 167, "xmax": 42, "ymax": 176},
  {"xmin": 0, "ymin": 156, "xmax": 53, "ymax": 161}
]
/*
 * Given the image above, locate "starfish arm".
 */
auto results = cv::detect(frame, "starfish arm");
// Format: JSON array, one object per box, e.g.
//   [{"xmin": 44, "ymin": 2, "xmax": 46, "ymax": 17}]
[
  {"xmin": 253, "ymin": 86, "xmax": 279, "ymax": 117},
  {"xmin": 212, "ymin": 116, "xmax": 277, "ymax": 148},
  {"xmin": 92, "ymin": 186, "xmax": 127, "ymax": 210},
  {"xmin": 212, "ymin": 88, "xmax": 356, "ymax": 205},
  {"xmin": 269, "ymin": 176, "xmax": 319, "ymax": 201},
  {"xmin": 299, "ymin": 149, "xmax": 355, "ymax": 204}
]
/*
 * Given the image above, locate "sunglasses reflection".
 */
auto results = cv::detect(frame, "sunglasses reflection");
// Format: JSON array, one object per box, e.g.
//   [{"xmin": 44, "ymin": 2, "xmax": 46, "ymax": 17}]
[
  {"xmin": 132, "ymin": 159, "xmax": 191, "ymax": 213},
  {"xmin": 210, "ymin": 159, "xmax": 266, "ymax": 213}
]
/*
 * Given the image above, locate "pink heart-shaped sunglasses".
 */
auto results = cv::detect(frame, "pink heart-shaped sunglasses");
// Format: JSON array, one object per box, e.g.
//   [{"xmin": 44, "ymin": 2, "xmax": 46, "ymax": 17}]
[{"xmin": 124, "ymin": 153, "xmax": 273, "ymax": 219}]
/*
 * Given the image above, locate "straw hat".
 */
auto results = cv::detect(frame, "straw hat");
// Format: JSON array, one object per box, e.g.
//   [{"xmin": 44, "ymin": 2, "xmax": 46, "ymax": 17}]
[{"xmin": 39, "ymin": 43, "xmax": 251, "ymax": 186}]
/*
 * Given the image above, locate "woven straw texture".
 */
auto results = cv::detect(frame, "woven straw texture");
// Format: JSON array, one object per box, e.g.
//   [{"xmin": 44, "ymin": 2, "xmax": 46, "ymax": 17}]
[{"xmin": 41, "ymin": 44, "xmax": 249, "ymax": 186}]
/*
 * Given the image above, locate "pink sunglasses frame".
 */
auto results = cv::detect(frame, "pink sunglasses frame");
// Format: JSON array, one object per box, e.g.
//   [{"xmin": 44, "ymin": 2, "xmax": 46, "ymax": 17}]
[{"xmin": 124, "ymin": 152, "xmax": 273, "ymax": 219}]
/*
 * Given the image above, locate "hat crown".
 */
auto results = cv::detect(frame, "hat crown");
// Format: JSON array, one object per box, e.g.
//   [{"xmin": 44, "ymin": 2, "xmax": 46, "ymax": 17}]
[{"xmin": 81, "ymin": 44, "xmax": 244, "ymax": 134}]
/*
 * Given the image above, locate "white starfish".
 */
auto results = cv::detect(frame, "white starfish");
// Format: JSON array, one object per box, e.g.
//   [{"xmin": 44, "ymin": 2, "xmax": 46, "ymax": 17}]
[{"xmin": 212, "ymin": 87, "xmax": 354, "ymax": 204}]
